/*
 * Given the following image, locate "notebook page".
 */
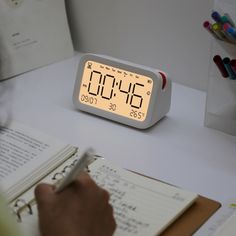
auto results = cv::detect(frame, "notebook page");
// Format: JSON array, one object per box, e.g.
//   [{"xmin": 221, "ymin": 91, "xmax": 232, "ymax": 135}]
[
  {"xmin": 0, "ymin": 121, "xmax": 74, "ymax": 201},
  {"xmin": 214, "ymin": 212, "xmax": 236, "ymax": 236},
  {"xmin": 16, "ymin": 205, "xmax": 40, "ymax": 236},
  {"xmin": 12, "ymin": 157, "xmax": 197, "ymax": 236},
  {"xmin": 11, "ymin": 154, "xmax": 79, "ymax": 236},
  {"xmin": 89, "ymin": 159, "xmax": 198, "ymax": 236}
]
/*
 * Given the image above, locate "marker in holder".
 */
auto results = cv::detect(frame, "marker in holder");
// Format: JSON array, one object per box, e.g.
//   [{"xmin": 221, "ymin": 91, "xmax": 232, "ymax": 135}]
[{"xmin": 204, "ymin": 40, "xmax": 236, "ymax": 136}]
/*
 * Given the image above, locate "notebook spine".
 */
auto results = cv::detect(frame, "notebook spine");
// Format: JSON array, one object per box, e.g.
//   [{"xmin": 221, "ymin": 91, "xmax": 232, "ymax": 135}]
[
  {"xmin": 11, "ymin": 154, "xmax": 102, "ymax": 223},
  {"xmin": 12, "ymin": 159, "xmax": 79, "ymax": 222},
  {"xmin": 11, "ymin": 153, "xmax": 100, "ymax": 222},
  {"xmin": 13, "ymin": 199, "xmax": 33, "ymax": 222}
]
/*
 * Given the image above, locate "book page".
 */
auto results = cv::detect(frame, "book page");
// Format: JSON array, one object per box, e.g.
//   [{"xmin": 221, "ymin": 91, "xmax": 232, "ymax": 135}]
[
  {"xmin": 214, "ymin": 212, "xmax": 236, "ymax": 236},
  {"xmin": 0, "ymin": 0, "xmax": 74, "ymax": 79},
  {"xmin": 0, "ymin": 121, "xmax": 75, "ymax": 201},
  {"xmin": 89, "ymin": 159, "xmax": 198, "ymax": 236},
  {"xmin": 11, "ymin": 154, "xmax": 79, "ymax": 236},
  {"xmin": 0, "ymin": 126, "xmax": 50, "ymax": 179},
  {"xmin": 12, "ymin": 157, "xmax": 197, "ymax": 236}
]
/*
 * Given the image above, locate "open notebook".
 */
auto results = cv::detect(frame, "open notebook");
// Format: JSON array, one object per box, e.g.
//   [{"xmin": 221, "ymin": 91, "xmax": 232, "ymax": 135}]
[{"xmin": 0, "ymin": 121, "xmax": 219, "ymax": 236}]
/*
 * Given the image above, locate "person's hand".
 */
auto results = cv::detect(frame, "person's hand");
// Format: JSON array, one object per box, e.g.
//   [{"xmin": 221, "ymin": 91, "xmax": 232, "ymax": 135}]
[{"xmin": 35, "ymin": 172, "xmax": 116, "ymax": 236}]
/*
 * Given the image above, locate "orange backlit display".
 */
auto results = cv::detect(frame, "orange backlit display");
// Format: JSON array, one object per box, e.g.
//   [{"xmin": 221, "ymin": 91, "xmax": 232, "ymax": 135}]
[{"xmin": 78, "ymin": 61, "xmax": 153, "ymax": 121}]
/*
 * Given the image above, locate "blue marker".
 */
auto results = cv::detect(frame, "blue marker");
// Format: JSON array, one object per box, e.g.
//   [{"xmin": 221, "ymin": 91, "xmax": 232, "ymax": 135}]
[
  {"xmin": 227, "ymin": 27, "xmax": 236, "ymax": 39},
  {"xmin": 211, "ymin": 11, "xmax": 223, "ymax": 24}
]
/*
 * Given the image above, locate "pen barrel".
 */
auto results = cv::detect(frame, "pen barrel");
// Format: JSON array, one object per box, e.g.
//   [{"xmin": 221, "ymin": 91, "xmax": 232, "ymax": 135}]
[
  {"xmin": 203, "ymin": 21, "xmax": 220, "ymax": 39},
  {"xmin": 222, "ymin": 14, "xmax": 235, "ymax": 27},
  {"xmin": 230, "ymin": 59, "xmax": 236, "ymax": 74},
  {"xmin": 55, "ymin": 149, "xmax": 95, "ymax": 193},
  {"xmin": 223, "ymin": 57, "xmax": 236, "ymax": 80},
  {"xmin": 211, "ymin": 11, "xmax": 223, "ymax": 24},
  {"xmin": 213, "ymin": 55, "xmax": 229, "ymax": 78}
]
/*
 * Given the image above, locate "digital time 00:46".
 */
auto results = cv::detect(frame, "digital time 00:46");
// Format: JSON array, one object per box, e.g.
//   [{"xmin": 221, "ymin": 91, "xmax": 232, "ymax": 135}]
[{"xmin": 79, "ymin": 61, "xmax": 153, "ymax": 121}]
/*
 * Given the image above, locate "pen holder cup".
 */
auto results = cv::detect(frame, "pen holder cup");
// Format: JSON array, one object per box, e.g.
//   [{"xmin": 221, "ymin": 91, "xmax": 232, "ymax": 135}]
[
  {"xmin": 216, "ymin": 40, "xmax": 236, "ymax": 55},
  {"xmin": 205, "ymin": 77, "xmax": 236, "ymax": 136},
  {"xmin": 204, "ymin": 40, "xmax": 236, "ymax": 135}
]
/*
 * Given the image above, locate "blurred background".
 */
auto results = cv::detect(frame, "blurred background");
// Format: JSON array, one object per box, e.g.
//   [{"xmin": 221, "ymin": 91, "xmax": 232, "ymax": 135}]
[{"xmin": 66, "ymin": 0, "xmax": 214, "ymax": 91}]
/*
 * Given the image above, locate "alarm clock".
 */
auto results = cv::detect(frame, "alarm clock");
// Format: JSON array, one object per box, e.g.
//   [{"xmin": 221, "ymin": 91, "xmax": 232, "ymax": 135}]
[{"xmin": 73, "ymin": 54, "xmax": 171, "ymax": 129}]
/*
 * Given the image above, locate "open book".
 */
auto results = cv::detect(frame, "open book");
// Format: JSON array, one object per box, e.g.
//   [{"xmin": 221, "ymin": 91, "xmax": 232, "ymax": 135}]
[
  {"xmin": 0, "ymin": 0, "xmax": 74, "ymax": 79},
  {"xmin": 0, "ymin": 121, "xmax": 220, "ymax": 236}
]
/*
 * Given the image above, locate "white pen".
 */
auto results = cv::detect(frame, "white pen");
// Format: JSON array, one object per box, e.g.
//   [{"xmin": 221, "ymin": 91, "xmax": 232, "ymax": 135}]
[{"xmin": 55, "ymin": 148, "xmax": 95, "ymax": 193}]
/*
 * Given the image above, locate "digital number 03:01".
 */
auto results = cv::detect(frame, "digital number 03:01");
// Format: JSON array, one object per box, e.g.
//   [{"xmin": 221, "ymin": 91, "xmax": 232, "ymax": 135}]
[{"xmin": 73, "ymin": 54, "xmax": 171, "ymax": 129}]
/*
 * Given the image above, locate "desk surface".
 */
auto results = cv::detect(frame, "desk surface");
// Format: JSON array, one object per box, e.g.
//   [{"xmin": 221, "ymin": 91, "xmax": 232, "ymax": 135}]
[{"xmin": 5, "ymin": 53, "xmax": 236, "ymax": 203}]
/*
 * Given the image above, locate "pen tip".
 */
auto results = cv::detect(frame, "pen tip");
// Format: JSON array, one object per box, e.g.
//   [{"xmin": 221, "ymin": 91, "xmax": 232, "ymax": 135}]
[{"xmin": 203, "ymin": 21, "xmax": 210, "ymax": 28}]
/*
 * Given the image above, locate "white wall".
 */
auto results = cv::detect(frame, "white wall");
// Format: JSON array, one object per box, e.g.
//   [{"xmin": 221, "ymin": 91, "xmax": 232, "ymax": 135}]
[{"xmin": 66, "ymin": 0, "xmax": 214, "ymax": 91}]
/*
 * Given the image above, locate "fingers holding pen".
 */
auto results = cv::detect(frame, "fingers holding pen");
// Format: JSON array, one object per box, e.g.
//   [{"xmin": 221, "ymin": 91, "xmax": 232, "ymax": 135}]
[{"xmin": 35, "ymin": 171, "xmax": 116, "ymax": 236}]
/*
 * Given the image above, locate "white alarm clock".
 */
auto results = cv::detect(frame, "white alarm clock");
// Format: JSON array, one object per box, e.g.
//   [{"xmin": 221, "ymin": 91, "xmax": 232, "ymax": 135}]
[{"xmin": 73, "ymin": 54, "xmax": 171, "ymax": 129}]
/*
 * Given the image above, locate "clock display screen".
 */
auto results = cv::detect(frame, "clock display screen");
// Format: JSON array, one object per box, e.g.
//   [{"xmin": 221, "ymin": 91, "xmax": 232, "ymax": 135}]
[{"xmin": 78, "ymin": 61, "xmax": 153, "ymax": 121}]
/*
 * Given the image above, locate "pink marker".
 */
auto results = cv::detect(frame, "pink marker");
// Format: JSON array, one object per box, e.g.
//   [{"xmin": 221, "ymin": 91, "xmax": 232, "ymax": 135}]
[
  {"xmin": 222, "ymin": 23, "xmax": 236, "ymax": 43},
  {"xmin": 213, "ymin": 55, "xmax": 229, "ymax": 78}
]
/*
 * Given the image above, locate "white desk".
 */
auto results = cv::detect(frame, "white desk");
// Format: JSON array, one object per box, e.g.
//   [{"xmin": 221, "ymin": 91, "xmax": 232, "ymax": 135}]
[{"xmin": 4, "ymin": 53, "xmax": 236, "ymax": 204}]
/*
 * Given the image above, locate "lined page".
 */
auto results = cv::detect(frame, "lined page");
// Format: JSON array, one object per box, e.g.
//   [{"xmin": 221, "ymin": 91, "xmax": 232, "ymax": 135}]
[
  {"xmin": 214, "ymin": 212, "xmax": 236, "ymax": 236},
  {"xmin": 89, "ymin": 159, "xmax": 198, "ymax": 236},
  {"xmin": 11, "ymin": 154, "xmax": 79, "ymax": 236},
  {"xmin": 0, "ymin": 121, "xmax": 75, "ymax": 201}
]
